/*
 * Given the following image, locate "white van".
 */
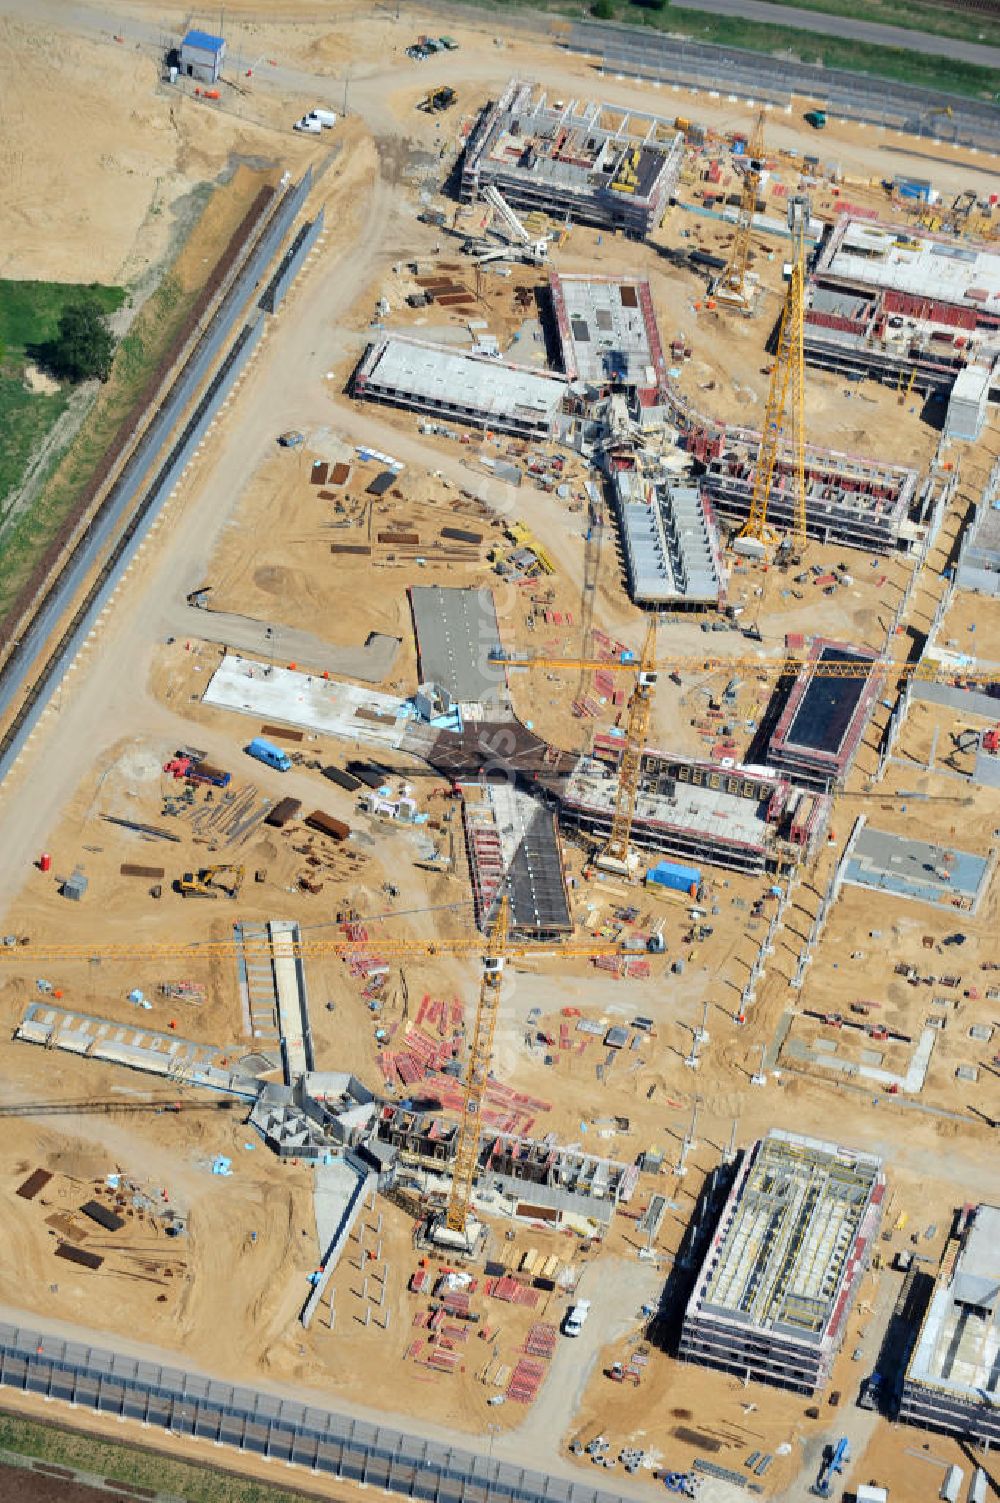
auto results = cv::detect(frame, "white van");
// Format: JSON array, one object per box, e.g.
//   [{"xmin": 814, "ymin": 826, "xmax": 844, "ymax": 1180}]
[
  {"xmin": 563, "ymin": 1300, "xmax": 590, "ymax": 1337},
  {"xmin": 307, "ymin": 109, "xmax": 337, "ymax": 128}
]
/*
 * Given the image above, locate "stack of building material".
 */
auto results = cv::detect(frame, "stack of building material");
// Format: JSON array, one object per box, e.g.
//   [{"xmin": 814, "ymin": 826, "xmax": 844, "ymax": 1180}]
[
  {"xmin": 507, "ymin": 1356, "xmax": 547, "ymax": 1402},
  {"xmin": 485, "ymin": 1275, "xmax": 541, "ymax": 1307},
  {"xmin": 523, "ymin": 1322, "xmax": 558, "ymax": 1357}
]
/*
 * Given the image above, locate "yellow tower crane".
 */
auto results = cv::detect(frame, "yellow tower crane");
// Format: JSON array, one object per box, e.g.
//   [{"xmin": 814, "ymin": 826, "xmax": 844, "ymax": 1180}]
[
  {"xmin": 440, "ymin": 895, "xmax": 510, "ymax": 1248},
  {"xmin": 594, "ymin": 616, "xmax": 658, "ymax": 878},
  {"xmin": 738, "ymin": 193, "xmax": 810, "ymax": 552},
  {"xmin": 718, "ymin": 108, "xmax": 767, "ymax": 313}
]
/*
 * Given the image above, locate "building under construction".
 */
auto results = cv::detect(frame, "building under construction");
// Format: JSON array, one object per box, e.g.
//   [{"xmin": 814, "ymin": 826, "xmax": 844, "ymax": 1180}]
[
  {"xmin": 376, "ymin": 1105, "xmax": 637, "ymax": 1230},
  {"xmin": 353, "ymin": 335, "xmax": 569, "ymax": 439},
  {"xmin": 679, "ymin": 1130, "xmax": 885, "ymax": 1394},
  {"xmin": 804, "ymin": 214, "xmax": 1000, "ymax": 398},
  {"xmin": 461, "ymin": 79, "xmax": 684, "ymax": 237},
  {"xmin": 899, "ymin": 1203, "xmax": 1000, "ymax": 1444},
  {"xmin": 766, "ymin": 639, "xmax": 882, "ymax": 791},
  {"xmin": 612, "ymin": 469, "xmax": 725, "ymax": 609},
  {"xmin": 560, "ymin": 747, "xmax": 831, "ymax": 874},
  {"xmin": 684, "ymin": 418, "xmax": 919, "ymax": 553},
  {"xmin": 462, "ymin": 781, "xmax": 573, "ymax": 938},
  {"xmin": 548, "ymin": 272, "xmax": 669, "ymax": 405}
]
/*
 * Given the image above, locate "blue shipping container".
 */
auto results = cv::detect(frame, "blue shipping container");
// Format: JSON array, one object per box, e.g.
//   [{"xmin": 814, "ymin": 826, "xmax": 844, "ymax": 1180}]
[{"xmin": 646, "ymin": 860, "xmax": 701, "ymax": 893}]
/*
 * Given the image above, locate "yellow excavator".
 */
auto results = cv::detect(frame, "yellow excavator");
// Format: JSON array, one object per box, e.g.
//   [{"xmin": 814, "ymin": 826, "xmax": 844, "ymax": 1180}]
[{"xmin": 175, "ymin": 864, "xmax": 245, "ymax": 900}]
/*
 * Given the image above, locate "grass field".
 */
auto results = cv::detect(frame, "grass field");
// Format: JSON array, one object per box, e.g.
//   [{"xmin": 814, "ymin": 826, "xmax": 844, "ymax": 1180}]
[
  {"xmin": 512, "ymin": 0, "xmax": 1000, "ymax": 99},
  {"xmin": 0, "ymin": 1411, "xmax": 326, "ymax": 1503},
  {"xmin": 625, "ymin": 4, "xmax": 1000, "ymax": 99},
  {"xmin": 0, "ymin": 268, "xmax": 192, "ymax": 624},
  {"xmin": 722, "ymin": 0, "xmax": 1000, "ymax": 48},
  {"xmin": 0, "ymin": 281, "xmax": 125, "ymax": 521}
]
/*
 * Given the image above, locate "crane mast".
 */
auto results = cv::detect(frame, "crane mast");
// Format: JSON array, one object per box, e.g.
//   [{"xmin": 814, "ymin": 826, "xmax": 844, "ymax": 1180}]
[
  {"xmin": 718, "ymin": 109, "xmax": 767, "ymax": 312},
  {"xmin": 596, "ymin": 616, "xmax": 658, "ymax": 876},
  {"xmin": 739, "ymin": 194, "xmax": 810, "ymax": 550},
  {"xmin": 442, "ymin": 896, "xmax": 510, "ymax": 1245}
]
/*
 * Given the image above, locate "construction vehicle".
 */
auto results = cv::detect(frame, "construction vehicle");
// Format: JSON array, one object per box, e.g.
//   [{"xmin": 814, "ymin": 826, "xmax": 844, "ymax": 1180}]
[
  {"xmin": 918, "ymin": 104, "xmax": 954, "ymax": 134},
  {"xmin": 811, "ymin": 1436, "xmax": 849, "ymax": 1497},
  {"xmin": 717, "ymin": 108, "xmax": 767, "ymax": 312},
  {"xmin": 175, "ymin": 864, "xmax": 245, "ymax": 901},
  {"xmin": 737, "ymin": 194, "xmax": 810, "ymax": 553},
  {"xmin": 469, "ymin": 185, "xmax": 550, "ymax": 268},
  {"xmin": 804, "ymin": 109, "xmax": 827, "ymax": 130},
  {"xmin": 418, "ymin": 86, "xmax": 455, "ymax": 113}
]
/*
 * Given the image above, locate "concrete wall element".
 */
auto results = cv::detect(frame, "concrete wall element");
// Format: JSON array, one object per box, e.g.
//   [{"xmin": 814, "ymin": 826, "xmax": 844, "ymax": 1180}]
[
  {"xmin": 0, "ymin": 319, "xmax": 265, "ymax": 783},
  {"xmin": 260, "ymin": 209, "xmax": 325, "ymax": 315},
  {"xmin": 300, "ymin": 1155, "xmax": 378, "ymax": 1328},
  {"xmin": 911, "ymin": 680, "xmax": 1000, "ymax": 721}
]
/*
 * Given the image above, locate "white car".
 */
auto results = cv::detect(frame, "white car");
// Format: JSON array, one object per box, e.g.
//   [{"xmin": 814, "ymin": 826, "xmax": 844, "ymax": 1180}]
[
  {"xmin": 293, "ymin": 116, "xmax": 322, "ymax": 134},
  {"xmin": 563, "ymin": 1300, "xmax": 591, "ymax": 1337}
]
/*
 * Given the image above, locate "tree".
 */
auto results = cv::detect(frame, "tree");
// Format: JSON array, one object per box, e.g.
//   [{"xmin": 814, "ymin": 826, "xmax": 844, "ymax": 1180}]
[
  {"xmin": 592, "ymin": 0, "xmax": 615, "ymax": 16},
  {"xmin": 44, "ymin": 298, "xmax": 116, "ymax": 383}
]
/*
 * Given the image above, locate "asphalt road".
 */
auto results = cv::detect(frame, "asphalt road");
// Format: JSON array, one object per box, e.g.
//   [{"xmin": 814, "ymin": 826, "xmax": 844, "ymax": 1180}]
[{"xmin": 668, "ymin": 0, "xmax": 1000, "ymax": 70}]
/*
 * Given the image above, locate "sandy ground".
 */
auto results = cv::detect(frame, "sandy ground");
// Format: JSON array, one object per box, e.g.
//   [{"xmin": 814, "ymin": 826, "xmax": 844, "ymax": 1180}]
[{"xmin": 0, "ymin": 1, "xmax": 999, "ymax": 1497}]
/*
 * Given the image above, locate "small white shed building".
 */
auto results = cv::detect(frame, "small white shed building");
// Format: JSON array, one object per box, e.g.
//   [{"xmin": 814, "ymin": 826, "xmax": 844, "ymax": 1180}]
[{"xmin": 179, "ymin": 29, "xmax": 225, "ymax": 84}]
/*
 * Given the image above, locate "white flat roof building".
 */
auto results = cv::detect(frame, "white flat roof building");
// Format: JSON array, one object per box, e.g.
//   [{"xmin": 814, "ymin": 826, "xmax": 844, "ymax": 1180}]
[
  {"xmin": 354, "ymin": 335, "xmax": 568, "ymax": 438},
  {"xmin": 901, "ymin": 1204, "xmax": 1000, "ymax": 1443},
  {"xmin": 820, "ymin": 219, "xmax": 1000, "ymax": 307}
]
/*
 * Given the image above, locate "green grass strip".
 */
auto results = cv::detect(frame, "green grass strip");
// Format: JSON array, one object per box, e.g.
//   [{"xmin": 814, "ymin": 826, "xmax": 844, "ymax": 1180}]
[{"xmin": 0, "ymin": 1409, "xmax": 321, "ymax": 1503}]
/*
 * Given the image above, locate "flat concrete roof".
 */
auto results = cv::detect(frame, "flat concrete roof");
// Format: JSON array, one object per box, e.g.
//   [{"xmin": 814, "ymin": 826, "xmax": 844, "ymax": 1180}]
[
  {"xmin": 843, "ymin": 826, "xmax": 991, "ymax": 910},
  {"xmin": 550, "ymin": 273, "xmax": 662, "ymax": 389},
  {"xmin": 565, "ymin": 755, "xmax": 774, "ymax": 852},
  {"xmin": 357, "ymin": 335, "xmax": 567, "ymax": 425},
  {"xmin": 908, "ymin": 1205, "xmax": 1000, "ymax": 1401},
  {"xmin": 817, "ymin": 216, "xmax": 1000, "ymax": 309},
  {"xmin": 694, "ymin": 1130, "xmax": 883, "ymax": 1344},
  {"xmin": 410, "ymin": 586, "xmax": 506, "ymax": 708},
  {"xmin": 204, "ymin": 654, "xmax": 408, "ymax": 750}
]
